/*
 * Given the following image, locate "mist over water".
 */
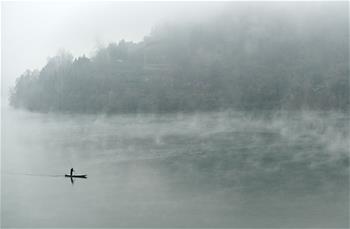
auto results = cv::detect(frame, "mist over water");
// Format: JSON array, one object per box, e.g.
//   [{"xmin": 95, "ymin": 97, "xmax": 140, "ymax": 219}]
[
  {"xmin": 2, "ymin": 2, "xmax": 349, "ymax": 227},
  {"xmin": 2, "ymin": 107, "xmax": 349, "ymax": 227}
]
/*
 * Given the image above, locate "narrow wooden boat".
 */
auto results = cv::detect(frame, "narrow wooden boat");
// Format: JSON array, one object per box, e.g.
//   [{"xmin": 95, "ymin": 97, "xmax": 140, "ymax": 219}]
[{"xmin": 65, "ymin": 174, "xmax": 87, "ymax": 178}]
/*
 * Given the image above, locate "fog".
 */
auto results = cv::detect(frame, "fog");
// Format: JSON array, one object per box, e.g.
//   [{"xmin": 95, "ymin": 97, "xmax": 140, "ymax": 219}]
[
  {"xmin": 1, "ymin": 1, "xmax": 226, "ymax": 100},
  {"xmin": 2, "ymin": 108, "xmax": 349, "ymax": 227},
  {"xmin": 6, "ymin": 2, "xmax": 348, "ymax": 113},
  {"xmin": 1, "ymin": 1, "xmax": 349, "ymax": 228},
  {"xmin": 3, "ymin": 2, "xmax": 346, "ymax": 101}
]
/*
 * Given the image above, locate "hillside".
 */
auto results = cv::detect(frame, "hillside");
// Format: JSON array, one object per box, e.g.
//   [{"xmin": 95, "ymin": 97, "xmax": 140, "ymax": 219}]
[{"xmin": 9, "ymin": 3, "xmax": 349, "ymax": 113}]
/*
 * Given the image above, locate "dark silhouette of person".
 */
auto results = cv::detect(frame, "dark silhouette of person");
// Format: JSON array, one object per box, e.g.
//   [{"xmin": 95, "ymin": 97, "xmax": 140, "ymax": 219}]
[{"xmin": 70, "ymin": 168, "xmax": 74, "ymax": 176}]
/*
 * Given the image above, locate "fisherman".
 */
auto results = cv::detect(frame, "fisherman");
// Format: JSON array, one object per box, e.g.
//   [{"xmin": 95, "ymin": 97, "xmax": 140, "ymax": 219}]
[{"xmin": 70, "ymin": 168, "xmax": 74, "ymax": 176}]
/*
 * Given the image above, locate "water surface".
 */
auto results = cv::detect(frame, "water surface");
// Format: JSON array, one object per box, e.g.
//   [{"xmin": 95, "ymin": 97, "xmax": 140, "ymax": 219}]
[{"xmin": 2, "ymin": 108, "xmax": 349, "ymax": 227}]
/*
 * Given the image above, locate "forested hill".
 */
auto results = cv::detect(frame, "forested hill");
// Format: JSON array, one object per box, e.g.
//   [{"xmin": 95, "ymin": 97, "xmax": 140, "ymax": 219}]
[{"xmin": 9, "ymin": 3, "xmax": 349, "ymax": 113}]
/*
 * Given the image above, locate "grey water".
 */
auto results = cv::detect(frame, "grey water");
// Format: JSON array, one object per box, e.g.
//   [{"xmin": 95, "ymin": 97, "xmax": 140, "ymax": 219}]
[{"xmin": 1, "ymin": 107, "xmax": 349, "ymax": 228}]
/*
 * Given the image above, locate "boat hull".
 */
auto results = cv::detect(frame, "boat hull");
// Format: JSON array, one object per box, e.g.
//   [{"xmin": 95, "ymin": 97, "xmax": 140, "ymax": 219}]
[{"xmin": 65, "ymin": 174, "xmax": 87, "ymax": 178}]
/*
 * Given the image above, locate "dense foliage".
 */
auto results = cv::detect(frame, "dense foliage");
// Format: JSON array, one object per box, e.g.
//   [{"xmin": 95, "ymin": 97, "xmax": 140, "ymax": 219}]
[{"xmin": 9, "ymin": 3, "xmax": 349, "ymax": 113}]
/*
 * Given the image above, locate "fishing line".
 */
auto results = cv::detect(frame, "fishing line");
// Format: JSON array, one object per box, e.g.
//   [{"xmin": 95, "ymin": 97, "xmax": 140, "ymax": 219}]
[{"xmin": 2, "ymin": 172, "xmax": 64, "ymax": 177}]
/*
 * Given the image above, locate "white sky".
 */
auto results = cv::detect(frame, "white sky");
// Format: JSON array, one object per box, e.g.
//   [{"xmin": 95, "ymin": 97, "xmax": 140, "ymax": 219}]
[{"xmin": 1, "ymin": 1, "xmax": 227, "ymax": 99}]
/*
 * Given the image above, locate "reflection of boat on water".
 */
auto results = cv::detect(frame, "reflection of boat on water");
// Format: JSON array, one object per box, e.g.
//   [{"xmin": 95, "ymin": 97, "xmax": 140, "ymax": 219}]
[{"xmin": 65, "ymin": 174, "xmax": 87, "ymax": 178}]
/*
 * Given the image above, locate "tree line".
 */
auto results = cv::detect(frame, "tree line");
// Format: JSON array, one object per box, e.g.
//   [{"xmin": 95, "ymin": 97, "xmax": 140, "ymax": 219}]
[{"xmin": 9, "ymin": 3, "xmax": 349, "ymax": 113}]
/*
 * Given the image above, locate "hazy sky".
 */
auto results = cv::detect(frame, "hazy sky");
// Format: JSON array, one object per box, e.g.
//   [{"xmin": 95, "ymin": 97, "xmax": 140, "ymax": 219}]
[{"xmin": 1, "ymin": 1, "xmax": 227, "ymax": 99}]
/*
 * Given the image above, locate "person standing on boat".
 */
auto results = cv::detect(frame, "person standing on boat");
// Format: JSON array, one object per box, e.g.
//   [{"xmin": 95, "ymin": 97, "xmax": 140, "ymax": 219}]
[{"xmin": 70, "ymin": 168, "xmax": 74, "ymax": 176}]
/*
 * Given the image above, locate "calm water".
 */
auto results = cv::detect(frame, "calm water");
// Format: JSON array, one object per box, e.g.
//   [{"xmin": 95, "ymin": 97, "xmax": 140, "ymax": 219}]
[{"xmin": 1, "ymin": 107, "xmax": 349, "ymax": 228}]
